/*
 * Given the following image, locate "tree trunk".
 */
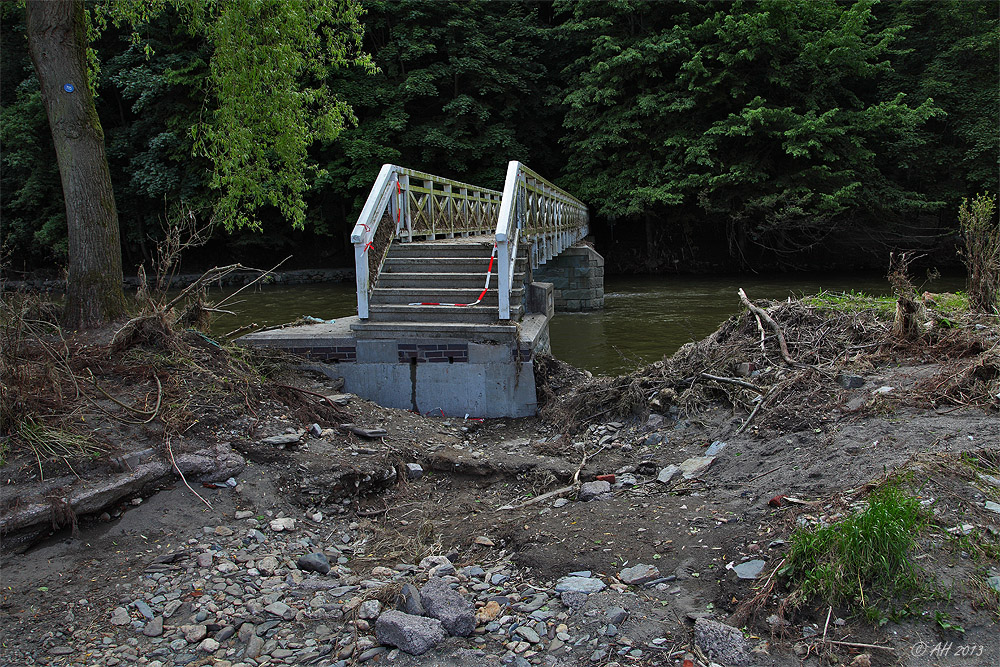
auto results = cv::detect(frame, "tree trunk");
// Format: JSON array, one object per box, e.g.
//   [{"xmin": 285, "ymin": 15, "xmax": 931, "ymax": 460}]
[{"xmin": 25, "ymin": 0, "xmax": 126, "ymax": 330}]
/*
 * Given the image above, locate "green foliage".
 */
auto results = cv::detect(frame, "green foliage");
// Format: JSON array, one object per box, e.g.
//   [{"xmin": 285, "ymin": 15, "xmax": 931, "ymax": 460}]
[
  {"xmin": 558, "ymin": 0, "xmax": 945, "ymax": 266},
  {"xmin": 802, "ymin": 290, "xmax": 896, "ymax": 316},
  {"xmin": 783, "ymin": 485, "xmax": 927, "ymax": 617}
]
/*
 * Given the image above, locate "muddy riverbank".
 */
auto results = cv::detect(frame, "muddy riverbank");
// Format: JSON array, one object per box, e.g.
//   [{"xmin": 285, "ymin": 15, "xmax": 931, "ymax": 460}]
[{"xmin": 1, "ymin": 292, "xmax": 997, "ymax": 667}]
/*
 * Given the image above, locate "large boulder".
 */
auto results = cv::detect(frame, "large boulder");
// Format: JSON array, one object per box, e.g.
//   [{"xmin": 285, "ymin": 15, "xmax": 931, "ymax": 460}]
[
  {"xmin": 375, "ymin": 610, "xmax": 446, "ymax": 655},
  {"xmin": 419, "ymin": 577, "xmax": 475, "ymax": 636}
]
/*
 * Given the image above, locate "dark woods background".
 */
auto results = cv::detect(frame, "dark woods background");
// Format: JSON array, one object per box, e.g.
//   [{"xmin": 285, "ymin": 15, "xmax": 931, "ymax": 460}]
[{"xmin": 3, "ymin": 0, "xmax": 997, "ymax": 277}]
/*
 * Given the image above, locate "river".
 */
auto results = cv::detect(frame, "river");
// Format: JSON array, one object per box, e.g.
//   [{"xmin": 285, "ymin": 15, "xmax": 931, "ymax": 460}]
[{"xmin": 209, "ymin": 272, "xmax": 964, "ymax": 376}]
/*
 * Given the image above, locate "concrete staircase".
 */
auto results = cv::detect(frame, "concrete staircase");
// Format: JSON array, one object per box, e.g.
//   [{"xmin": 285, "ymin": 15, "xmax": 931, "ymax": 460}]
[{"xmin": 351, "ymin": 239, "xmax": 527, "ymax": 338}]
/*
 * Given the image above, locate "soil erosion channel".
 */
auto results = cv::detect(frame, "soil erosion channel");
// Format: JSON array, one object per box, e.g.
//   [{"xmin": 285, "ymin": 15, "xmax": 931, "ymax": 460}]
[{"xmin": 1, "ymin": 293, "xmax": 998, "ymax": 667}]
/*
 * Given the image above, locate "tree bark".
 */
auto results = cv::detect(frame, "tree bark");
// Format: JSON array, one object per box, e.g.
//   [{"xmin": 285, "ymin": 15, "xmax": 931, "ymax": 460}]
[{"xmin": 25, "ymin": 0, "xmax": 126, "ymax": 330}]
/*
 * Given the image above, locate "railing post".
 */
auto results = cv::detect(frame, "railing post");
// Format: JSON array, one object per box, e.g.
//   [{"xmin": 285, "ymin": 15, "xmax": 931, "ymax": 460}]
[
  {"xmin": 497, "ymin": 235, "xmax": 510, "ymax": 320},
  {"xmin": 401, "ymin": 173, "xmax": 412, "ymax": 241},
  {"xmin": 355, "ymin": 241, "xmax": 370, "ymax": 319}
]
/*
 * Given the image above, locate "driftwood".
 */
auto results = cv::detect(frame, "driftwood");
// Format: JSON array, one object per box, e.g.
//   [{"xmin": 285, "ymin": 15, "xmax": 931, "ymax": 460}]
[{"xmin": 738, "ymin": 288, "xmax": 796, "ymax": 366}]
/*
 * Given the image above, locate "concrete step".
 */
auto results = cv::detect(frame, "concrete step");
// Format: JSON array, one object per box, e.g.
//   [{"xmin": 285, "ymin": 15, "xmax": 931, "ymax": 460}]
[
  {"xmin": 366, "ymin": 303, "xmax": 523, "ymax": 324},
  {"xmin": 390, "ymin": 242, "xmax": 495, "ymax": 259},
  {"xmin": 350, "ymin": 320, "xmax": 519, "ymax": 342},
  {"xmin": 382, "ymin": 257, "xmax": 526, "ymax": 273},
  {"xmin": 376, "ymin": 272, "xmax": 525, "ymax": 289},
  {"xmin": 370, "ymin": 287, "xmax": 523, "ymax": 306}
]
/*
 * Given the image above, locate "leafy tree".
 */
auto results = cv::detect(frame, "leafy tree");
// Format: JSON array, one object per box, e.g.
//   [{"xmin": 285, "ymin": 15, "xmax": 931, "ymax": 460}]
[
  {"xmin": 558, "ymin": 0, "xmax": 943, "ymax": 269},
  {"xmin": 15, "ymin": 0, "xmax": 372, "ymax": 328}
]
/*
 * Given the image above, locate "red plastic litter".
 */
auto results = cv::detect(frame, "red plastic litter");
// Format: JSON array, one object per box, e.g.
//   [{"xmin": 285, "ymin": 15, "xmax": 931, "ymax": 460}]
[
  {"xmin": 768, "ymin": 495, "xmax": 786, "ymax": 507},
  {"xmin": 596, "ymin": 474, "xmax": 616, "ymax": 484}
]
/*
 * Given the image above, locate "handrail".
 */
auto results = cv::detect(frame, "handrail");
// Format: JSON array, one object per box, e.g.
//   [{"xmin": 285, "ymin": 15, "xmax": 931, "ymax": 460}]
[
  {"xmin": 494, "ymin": 161, "xmax": 589, "ymax": 320},
  {"xmin": 351, "ymin": 164, "xmax": 502, "ymax": 318}
]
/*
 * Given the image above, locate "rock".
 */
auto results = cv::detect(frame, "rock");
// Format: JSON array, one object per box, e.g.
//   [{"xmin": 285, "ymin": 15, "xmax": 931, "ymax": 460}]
[
  {"xmin": 476, "ymin": 600, "xmax": 501, "ymax": 624},
  {"xmin": 552, "ymin": 498, "xmax": 569, "ymax": 508},
  {"xmin": 657, "ymin": 466, "xmax": 680, "ymax": 484},
  {"xmin": 48, "ymin": 646, "xmax": 74, "ymax": 655},
  {"xmin": 143, "ymin": 617, "xmax": 164, "ymax": 637},
  {"xmin": 474, "ymin": 536, "xmax": 494, "ymax": 546},
  {"xmin": 429, "ymin": 561, "xmax": 456, "ymax": 577},
  {"xmin": 235, "ymin": 510, "xmax": 255, "ymax": 520},
  {"xmin": 643, "ymin": 433, "xmax": 663, "ymax": 446},
  {"xmin": 134, "ymin": 599, "xmax": 154, "ymax": 619},
  {"xmin": 405, "ymin": 463, "xmax": 424, "ymax": 480},
  {"xmin": 309, "ymin": 423, "xmax": 322, "ymax": 437},
  {"xmin": 264, "ymin": 601, "xmax": 293, "ymax": 620},
  {"xmin": 297, "ymin": 552, "xmax": 331, "ymax": 575},
  {"xmin": 872, "ymin": 385, "xmax": 894, "ymax": 395},
  {"xmin": 269, "ymin": 517, "xmax": 295, "ymax": 532},
  {"xmin": 419, "ymin": 577, "xmax": 475, "ymax": 636},
  {"xmin": 985, "ymin": 500, "xmax": 1000, "ymax": 515},
  {"xmin": 214, "ymin": 525, "xmax": 234, "ymax": 536},
  {"xmin": 606, "ymin": 607, "xmax": 628, "ymax": 625},
  {"xmin": 257, "ymin": 556, "xmax": 279, "ymax": 576},
  {"xmin": 515, "ymin": 626, "xmax": 540, "ymax": 643},
  {"xmin": 986, "ymin": 575, "xmax": 1000, "ymax": 594},
  {"xmin": 850, "ymin": 654, "xmax": 872, "ymax": 667},
  {"xmin": 245, "ymin": 635, "xmax": 265, "ymax": 659},
  {"xmin": 694, "ymin": 618, "xmax": 751, "ymax": 666},
  {"xmin": 358, "ymin": 600, "xmax": 381, "ymax": 619},
  {"xmin": 732, "ymin": 559, "xmax": 766, "ymax": 580},
  {"xmin": 197, "ymin": 638, "xmax": 220, "ymax": 653},
  {"xmin": 578, "ymin": 480, "xmax": 611, "ymax": 501},
  {"xmin": 216, "ymin": 625, "xmax": 235, "ymax": 642},
  {"xmin": 679, "ymin": 456, "xmax": 715, "ymax": 479},
  {"xmin": 618, "ymin": 564, "xmax": 660, "ymax": 585},
  {"xmin": 180, "ymin": 625, "xmax": 207, "ymax": 643},
  {"xmin": 262, "ymin": 434, "xmax": 301, "ymax": 446},
  {"xmin": 419, "ymin": 555, "xmax": 452, "ymax": 571},
  {"xmin": 837, "ymin": 373, "xmax": 865, "ymax": 389},
  {"xmin": 197, "ymin": 553, "xmax": 213, "ymax": 568},
  {"xmin": 397, "ymin": 583, "xmax": 425, "ymax": 616},
  {"xmin": 704, "ymin": 440, "xmax": 726, "ymax": 456},
  {"xmin": 554, "ymin": 576, "xmax": 606, "ymax": 594},
  {"xmin": 110, "ymin": 607, "xmax": 130, "ymax": 626},
  {"xmin": 375, "ymin": 610, "xmax": 446, "ymax": 655},
  {"xmin": 560, "ymin": 591, "xmax": 588, "ymax": 608}
]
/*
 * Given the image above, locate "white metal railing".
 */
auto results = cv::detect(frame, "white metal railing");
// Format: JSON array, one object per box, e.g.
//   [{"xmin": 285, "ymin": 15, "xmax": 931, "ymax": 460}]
[
  {"xmin": 351, "ymin": 165, "xmax": 502, "ymax": 318},
  {"xmin": 494, "ymin": 161, "xmax": 589, "ymax": 319}
]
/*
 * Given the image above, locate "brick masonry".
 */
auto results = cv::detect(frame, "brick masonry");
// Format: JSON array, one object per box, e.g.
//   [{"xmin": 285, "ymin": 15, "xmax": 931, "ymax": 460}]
[
  {"xmin": 285, "ymin": 346, "xmax": 357, "ymax": 362},
  {"xmin": 397, "ymin": 343, "xmax": 470, "ymax": 364},
  {"xmin": 532, "ymin": 243, "xmax": 605, "ymax": 311}
]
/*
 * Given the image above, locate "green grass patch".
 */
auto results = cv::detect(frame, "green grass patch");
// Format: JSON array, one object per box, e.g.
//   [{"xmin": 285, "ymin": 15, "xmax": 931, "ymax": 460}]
[
  {"xmin": 782, "ymin": 485, "xmax": 928, "ymax": 619},
  {"xmin": 802, "ymin": 290, "xmax": 897, "ymax": 316}
]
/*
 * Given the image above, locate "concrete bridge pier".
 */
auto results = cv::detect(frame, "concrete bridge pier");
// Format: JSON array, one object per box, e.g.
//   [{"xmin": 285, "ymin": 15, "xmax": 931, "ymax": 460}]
[{"xmin": 532, "ymin": 242, "xmax": 604, "ymax": 311}]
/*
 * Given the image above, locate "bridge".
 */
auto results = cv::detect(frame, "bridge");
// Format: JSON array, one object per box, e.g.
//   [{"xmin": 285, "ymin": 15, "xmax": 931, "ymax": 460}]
[{"xmin": 242, "ymin": 161, "xmax": 603, "ymax": 417}]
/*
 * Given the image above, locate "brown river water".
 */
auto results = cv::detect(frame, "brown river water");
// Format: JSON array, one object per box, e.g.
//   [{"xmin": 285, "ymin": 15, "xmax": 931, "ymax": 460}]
[{"xmin": 208, "ymin": 272, "xmax": 965, "ymax": 376}]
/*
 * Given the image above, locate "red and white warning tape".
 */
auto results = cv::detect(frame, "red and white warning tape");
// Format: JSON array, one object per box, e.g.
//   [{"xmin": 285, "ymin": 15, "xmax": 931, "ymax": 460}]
[{"xmin": 408, "ymin": 243, "xmax": 497, "ymax": 307}]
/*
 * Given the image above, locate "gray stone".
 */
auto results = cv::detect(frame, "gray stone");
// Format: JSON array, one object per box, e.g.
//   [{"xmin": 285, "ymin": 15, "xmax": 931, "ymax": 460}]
[
  {"xmin": 48, "ymin": 646, "xmax": 74, "ymax": 655},
  {"xmin": 560, "ymin": 591, "xmax": 588, "ymax": 608},
  {"xmin": 262, "ymin": 433, "xmax": 301, "ymax": 446},
  {"xmin": 110, "ymin": 607, "xmax": 130, "ymax": 626},
  {"xmin": 985, "ymin": 500, "xmax": 1000, "ymax": 515},
  {"xmin": 987, "ymin": 575, "xmax": 1000, "ymax": 594},
  {"xmin": 264, "ymin": 601, "xmax": 293, "ymax": 620},
  {"xmin": 515, "ymin": 626, "xmax": 540, "ymax": 643},
  {"xmin": 657, "ymin": 466, "xmax": 680, "ymax": 484},
  {"xmin": 837, "ymin": 373, "xmax": 865, "ymax": 389},
  {"xmin": 134, "ymin": 599, "xmax": 154, "ymax": 620},
  {"xmin": 733, "ymin": 559, "xmax": 766, "ymax": 580},
  {"xmin": 269, "ymin": 517, "xmax": 296, "ymax": 532},
  {"xmin": 297, "ymin": 552, "xmax": 331, "ymax": 574},
  {"xmin": 375, "ymin": 610, "xmax": 446, "ymax": 655},
  {"xmin": 197, "ymin": 638, "xmax": 220, "ymax": 653},
  {"xmin": 142, "ymin": 617, "xmax": 163, "ymax": 637},
  {"xmin": 554, "ymin": 576, "xmax": 606, "ymax": 594},
  {"xmin": 245, "ymin": 634, "xmax": 265, "ymax": 659},
  {"xmin": 238, "ymin": 623, "xmax": 255, "ymax": 643},
  {"xmin": 429, "ymin": 561, "xmax": 456, "ymax": 577},
  {"xmin": 694, "ymin": 618, "xmax": 751, "ymax": 666},
  {"xmin": 578, "ymin": 480, "xmax": 611, "ymax": 501},
  {"xmin": 704, "ymin": 441, "xmax": 726, "ymax": 456},
  {"xmin": 552, "ymin": 498, "xmax": 569, "ymax": 508},
  {"xmin": 180, "ymin": 625, "xmax": 207, "ymax": 643},
  {"xmin": 419, "ymin": 577, "xmax": 475, "ymax": 636},
  {"xmin": 309, "ymin": 423, "xmax": 323, "ymax": 437},
  {"xmin": 643, "ymin": 433, "xmax": 663, "ymax": 446},
  {"xmin": 215, "ymin": 626, "xmax": 235, "ymax": 642},
  {"xmin": 679, "ymin": 456, "xmax": 715, "ymax": 479},
  {"xmin": 358, "ymin": 599, "xmax": 382, "ymax": 620},
  {"xmin": 197, "ymin": 553, "xmax": 213, "ymax": 568},
  {"xmin": 606, "ymin": 607, "xmax": 628, "ymax": 625},
  {"xmin": 405, "ymin": 463, "xmax": 424, "ymax": 480},
  {"xmin": 258, "ymin": 556, "xmax": 280, "ymax": 575},
  {"xmin": 618, "ymin": 564, "xmax": 660, "ymax": 585},
  {"xmin": 397, "ymin": 583, "xmax": 425, "ymax": 616}
]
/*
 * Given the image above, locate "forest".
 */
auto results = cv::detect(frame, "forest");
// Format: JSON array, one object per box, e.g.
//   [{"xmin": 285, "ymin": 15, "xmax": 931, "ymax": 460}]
[{"xmin": 2, "ymin": 0, "xmax": 998, "ymax": 277}]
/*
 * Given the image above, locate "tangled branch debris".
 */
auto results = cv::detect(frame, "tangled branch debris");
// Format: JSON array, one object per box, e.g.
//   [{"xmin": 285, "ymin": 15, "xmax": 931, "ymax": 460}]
[{"xmin": 541, "ymin": 290, "xmax": 999, "ymax": 434}]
